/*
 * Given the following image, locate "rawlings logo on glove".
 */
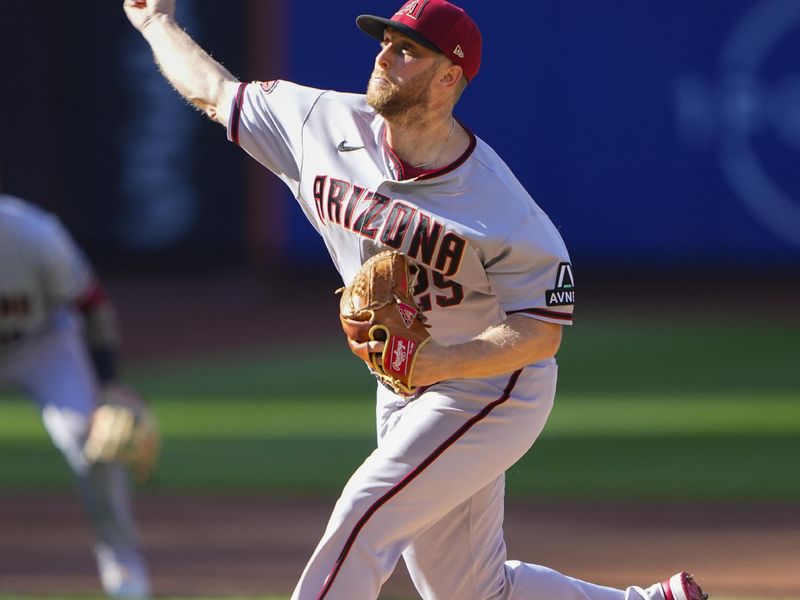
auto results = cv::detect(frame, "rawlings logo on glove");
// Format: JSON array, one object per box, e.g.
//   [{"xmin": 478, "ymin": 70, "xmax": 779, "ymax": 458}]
[{"xmin": 338, "ymin": 250, "xmax": 431, "ymax": 395}]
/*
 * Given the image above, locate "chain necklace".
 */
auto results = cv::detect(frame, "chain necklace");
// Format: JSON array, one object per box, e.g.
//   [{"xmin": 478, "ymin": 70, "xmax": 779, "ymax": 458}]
[{"xmin": 412, "ymin": 117, "xmax": 456, "ymax": 169}]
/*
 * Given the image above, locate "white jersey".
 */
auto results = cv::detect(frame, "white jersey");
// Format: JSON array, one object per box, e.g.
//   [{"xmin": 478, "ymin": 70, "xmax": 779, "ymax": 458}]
[
  {"xmin": 0, "ymin": 195, "xmax": 94, "ymax": 349},
  {"xmin": 228, "ymin": 80, "xmax": 574, "ymax": 346},
  {"xmin": 219, "ymin": 68, "xmax": 672, "ymax": 600}
]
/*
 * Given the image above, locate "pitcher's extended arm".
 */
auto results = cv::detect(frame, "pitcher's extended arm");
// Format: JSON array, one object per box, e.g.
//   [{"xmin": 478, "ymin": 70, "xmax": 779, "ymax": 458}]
[{"xmin": 123, "ymin": 0, "xmax": 240, "ymax": 125}]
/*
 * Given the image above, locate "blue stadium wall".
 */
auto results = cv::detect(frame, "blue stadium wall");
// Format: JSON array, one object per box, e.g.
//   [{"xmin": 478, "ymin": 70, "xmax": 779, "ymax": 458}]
[
  {"xmin": 1, "ymin": 0, "xmax": 798, "ymax": 275},
  {"xmin": 280, "ymin": 0, "xmax": 800, "ymax": 273}
]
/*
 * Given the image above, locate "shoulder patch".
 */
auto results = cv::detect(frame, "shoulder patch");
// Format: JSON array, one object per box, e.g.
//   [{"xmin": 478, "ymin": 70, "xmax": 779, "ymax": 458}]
[
  {"xmin": 259, "ymin": 80, "xmax": 279, "ymax": 94},
  {"xmin": 545, "ymin": 262, "xmax": 575, "ymax": 307}
]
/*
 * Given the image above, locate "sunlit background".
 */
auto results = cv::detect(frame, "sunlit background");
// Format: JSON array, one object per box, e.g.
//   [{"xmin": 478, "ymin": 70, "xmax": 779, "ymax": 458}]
[{"xmin": 1, "ymin": 1, "xmax": 798, "ymax": 599}]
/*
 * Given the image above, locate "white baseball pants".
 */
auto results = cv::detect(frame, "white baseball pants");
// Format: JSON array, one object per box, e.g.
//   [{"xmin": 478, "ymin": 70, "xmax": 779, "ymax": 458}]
[{"xmin": 292, "ymin": 362, "xmax": 663, "ymax": 600}]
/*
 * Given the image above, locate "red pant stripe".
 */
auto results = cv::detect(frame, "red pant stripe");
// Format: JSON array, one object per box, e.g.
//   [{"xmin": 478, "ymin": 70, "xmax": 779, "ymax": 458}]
[{"xmin": 315, "ymin": 369, "xmax": 523, "ymax": 599}]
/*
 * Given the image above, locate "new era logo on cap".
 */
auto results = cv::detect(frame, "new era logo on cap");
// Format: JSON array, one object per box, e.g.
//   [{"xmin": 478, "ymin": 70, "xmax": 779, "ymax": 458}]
[{"xmin": 357, "ymin": 0, "xmax": 482, "ymax": 81}]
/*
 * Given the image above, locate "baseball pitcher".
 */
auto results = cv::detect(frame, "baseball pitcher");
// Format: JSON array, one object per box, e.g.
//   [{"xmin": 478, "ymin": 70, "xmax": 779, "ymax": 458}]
[{"xmin": 123, "ymin": 1, "xmax": 708, "ymax": 600}]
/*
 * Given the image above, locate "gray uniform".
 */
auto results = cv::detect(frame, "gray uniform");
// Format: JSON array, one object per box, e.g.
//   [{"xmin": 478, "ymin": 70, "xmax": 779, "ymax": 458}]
[
  {"xmin": 0, "ymin": 195, "xmax": 150, "ymax": 599},
  {"xmin": 229, "ymin": 82, "xmax": 659, "ymax": 600}
]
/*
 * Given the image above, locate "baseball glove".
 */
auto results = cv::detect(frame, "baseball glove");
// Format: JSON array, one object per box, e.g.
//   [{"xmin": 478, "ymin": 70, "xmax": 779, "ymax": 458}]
[
  {"xmin": 83, "ymin": 384, "xmax": 160, "ymax": 483},
  {"xmin": 339, "ymin": 250, "xmax": 431, "ymax": 396}
]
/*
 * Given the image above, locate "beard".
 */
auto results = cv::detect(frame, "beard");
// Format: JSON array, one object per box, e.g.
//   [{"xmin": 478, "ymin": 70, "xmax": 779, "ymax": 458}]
[{"xmin": 366, "ymin": 64, "xmax": 437, "ymax": 120}]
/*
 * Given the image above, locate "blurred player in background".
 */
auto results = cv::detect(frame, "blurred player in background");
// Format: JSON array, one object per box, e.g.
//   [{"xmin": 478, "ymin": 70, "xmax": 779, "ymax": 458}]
[{"xmin": 0, "ymin": 194, "xmax": 151, "ymax": 599}]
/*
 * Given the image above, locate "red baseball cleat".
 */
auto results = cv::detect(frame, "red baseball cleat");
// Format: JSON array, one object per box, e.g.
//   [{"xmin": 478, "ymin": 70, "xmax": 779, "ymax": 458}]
[{"xmin": 660, "ymin": 572, "xmax": 708, "ymax": 600}]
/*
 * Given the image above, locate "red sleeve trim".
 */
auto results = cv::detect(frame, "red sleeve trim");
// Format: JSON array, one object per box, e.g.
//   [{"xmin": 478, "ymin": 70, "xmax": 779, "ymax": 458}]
[
  {"xmin": 230, "ymin": 82, "xmax": 247, "ymax": 146},
  {"xmin": 508, "ymin": 308, "xmax": 573, "ymax": 323},
  {"xmin": 75, "ymin": 280, "xmax": 107, "ymax": 312}
]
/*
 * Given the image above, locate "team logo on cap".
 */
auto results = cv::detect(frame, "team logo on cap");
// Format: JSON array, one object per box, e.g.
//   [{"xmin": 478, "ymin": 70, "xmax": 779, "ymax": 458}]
[{"xmin": 396, "ymin": 0, "xmax": 430, "ymax": 20}]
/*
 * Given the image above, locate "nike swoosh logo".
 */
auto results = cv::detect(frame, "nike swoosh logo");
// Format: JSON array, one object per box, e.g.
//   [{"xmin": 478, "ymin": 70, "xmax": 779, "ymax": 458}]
[{"xmin": 337, "ymin": 140, "xmax": 365, "ymax": 152}]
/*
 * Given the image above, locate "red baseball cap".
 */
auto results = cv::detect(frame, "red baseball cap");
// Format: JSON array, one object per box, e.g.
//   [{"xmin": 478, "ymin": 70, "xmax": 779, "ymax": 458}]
[{"xmin": 357, "ymin": 0, "xmax": 482, "ymax": 81}]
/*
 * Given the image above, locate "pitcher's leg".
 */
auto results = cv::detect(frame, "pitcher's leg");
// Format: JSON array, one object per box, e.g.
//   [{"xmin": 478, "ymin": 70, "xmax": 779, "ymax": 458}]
[
  {"xmin": 291, "ymin": 447, "xmax": 436, "ymax": 600},
  {"xmin": 293, "ymin": 372, "xmax": 555, "ymax": 600},
  {"xmin": 403, "ymin": 477, "xmax": 638, "ymax": 600},
  {"xmin": 504, "ymin": 563, "xmax": 662, "ymax": 600},
  {"xmin": 407, "ymin": 511, "xmax": 662, "ymax": 600},
  {"xmin": 402, "ymin": 475, "xmax": 509, "ymax": 600}
]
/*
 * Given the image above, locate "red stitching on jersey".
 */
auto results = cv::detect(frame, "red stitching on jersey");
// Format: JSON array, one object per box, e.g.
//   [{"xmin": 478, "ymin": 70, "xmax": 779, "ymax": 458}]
[
  {"xmin": 315, "ymin": 369, "xmax": 523, "ymax": 599},
  {"xmin": 508, "ymin": 308, "xmax": 573, "ymax": 322},
  {"xmin": 230, "ymin": 82, "xmax": 247, "ymax": 146}
]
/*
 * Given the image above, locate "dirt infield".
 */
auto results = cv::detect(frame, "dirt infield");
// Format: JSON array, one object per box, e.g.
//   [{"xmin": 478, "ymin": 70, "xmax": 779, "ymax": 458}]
[{"xmin": 0, "ymin": 493, "xmax": 798, "ymax": 598}]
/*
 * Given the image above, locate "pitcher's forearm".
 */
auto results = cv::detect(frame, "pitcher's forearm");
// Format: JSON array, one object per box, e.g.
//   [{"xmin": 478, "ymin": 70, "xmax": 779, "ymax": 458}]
[
  {"xmin": 413, "ymin": 317, "xmax": 562, "ymax": 385},
  {"xmin": 140, "ymin": 13, "xmax": 239, "ymax": 125}
]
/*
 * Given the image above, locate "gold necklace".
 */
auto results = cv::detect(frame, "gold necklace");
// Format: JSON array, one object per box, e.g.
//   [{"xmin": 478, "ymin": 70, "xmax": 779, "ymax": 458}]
[{"xmin": 413, "ymin": 118, "xmax": 456, "ymax": 168}]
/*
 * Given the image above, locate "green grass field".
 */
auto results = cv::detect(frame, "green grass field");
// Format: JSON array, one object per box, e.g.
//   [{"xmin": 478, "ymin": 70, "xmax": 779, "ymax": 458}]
[
  {"xmin": 1, "ymin": 315, "xmax": 798, "ymax": 600},
  {"xmin": 1, "ymin": 316, "xmax": 798, "ymax": 502}
]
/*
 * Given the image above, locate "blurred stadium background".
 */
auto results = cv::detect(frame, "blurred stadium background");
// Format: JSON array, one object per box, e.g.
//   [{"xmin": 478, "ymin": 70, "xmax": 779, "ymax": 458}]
[{"xmin": 1, "ymin": 0, "xmax": 798, "ymax": 599}]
